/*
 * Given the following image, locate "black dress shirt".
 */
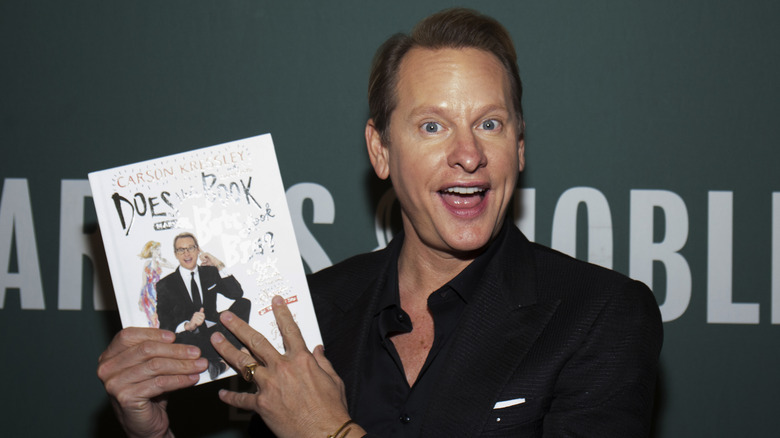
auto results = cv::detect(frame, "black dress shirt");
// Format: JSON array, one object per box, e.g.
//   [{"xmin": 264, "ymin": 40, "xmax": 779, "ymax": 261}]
[{"xmin": 351, "ymin": 225, "xmax": 505, "ymax": 437}]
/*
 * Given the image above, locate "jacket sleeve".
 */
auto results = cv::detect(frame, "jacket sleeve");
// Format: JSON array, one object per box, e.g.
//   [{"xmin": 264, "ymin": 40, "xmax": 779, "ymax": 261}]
[
  {"xmin": 201, "ymin": 265, "xmax": 244, "ymax": 300},
  {"xmin": 215, "ymin": 274, "xmax": 244, "ymax": 300},
  {"xmin": 542, "ymin": 280, "xmax": 663, "ymax": 437},
  {"xmin": 156, "ymin": 277, "xmax": 179, "ymax": 332}
]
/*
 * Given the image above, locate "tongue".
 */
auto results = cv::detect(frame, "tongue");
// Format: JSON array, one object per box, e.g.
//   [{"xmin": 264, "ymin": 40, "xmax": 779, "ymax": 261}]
[{"xmin": 440, "ymin": 192, "xmax": 483, "ymax": 209}]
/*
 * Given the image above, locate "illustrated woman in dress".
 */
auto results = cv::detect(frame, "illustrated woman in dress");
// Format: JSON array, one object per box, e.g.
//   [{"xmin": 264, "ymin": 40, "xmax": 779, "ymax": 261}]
[{"xmin": 138, "ymin": 240, "xmax": 173, "ymax": 327}]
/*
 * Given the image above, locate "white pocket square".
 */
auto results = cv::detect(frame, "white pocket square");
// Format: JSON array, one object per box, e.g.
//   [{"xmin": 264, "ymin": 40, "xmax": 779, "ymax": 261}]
[{"xmin": 493, "ymin": 398, "xmax": 526, "ymax": 409}]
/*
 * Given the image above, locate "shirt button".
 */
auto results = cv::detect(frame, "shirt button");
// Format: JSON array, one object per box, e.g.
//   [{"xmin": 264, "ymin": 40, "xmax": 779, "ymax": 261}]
[
  {"xmin": 396, "ymin": 313, "xmax": 405, "ymax": 322},
  {"xmin": 399, "ymin": 414, "xmax": 411, "ymax": 423}
]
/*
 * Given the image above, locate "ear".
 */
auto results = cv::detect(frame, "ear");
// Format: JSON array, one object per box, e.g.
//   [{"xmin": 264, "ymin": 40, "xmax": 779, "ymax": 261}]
[
  {"xmin": 517, "ymin": 121, "xmax": 526, "ymax": 172},
  {"xmin": 365, "ymin": 119, "xmax": 390, "ymax": 180},
  {"xmin": 517, "ymin": 137, "xmax": 526, "ymax": 172}
]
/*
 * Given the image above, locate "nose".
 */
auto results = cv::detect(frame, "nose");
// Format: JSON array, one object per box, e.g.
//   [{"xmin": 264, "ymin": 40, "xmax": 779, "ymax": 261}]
[{"xmin": 447, "ymin": 130, "xmax": 487, "ymax": 173}]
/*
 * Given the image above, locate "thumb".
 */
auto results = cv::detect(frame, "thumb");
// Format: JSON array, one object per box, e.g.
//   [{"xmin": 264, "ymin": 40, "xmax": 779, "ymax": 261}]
[{"xmin": 313, "ymin": 345, "xmax": 339, "ymax": 379}]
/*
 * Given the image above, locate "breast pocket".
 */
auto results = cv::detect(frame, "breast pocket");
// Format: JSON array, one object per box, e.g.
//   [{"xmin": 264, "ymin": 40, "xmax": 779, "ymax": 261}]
[{"xmin": 479, "ymin": 397, "xmax": 545, "ymax": 437}]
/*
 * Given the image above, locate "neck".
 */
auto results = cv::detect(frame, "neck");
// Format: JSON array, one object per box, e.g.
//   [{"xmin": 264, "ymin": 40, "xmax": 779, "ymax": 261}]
[{"xmin": 396, "ymin": 234, "xmax": 481, "ymax": 301}]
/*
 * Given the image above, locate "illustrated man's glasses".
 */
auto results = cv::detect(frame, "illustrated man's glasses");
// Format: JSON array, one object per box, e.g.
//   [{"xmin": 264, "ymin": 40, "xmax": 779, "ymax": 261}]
[{"xmin": 174, "ymin": 245, "xmax": 198, "ymax": 254}]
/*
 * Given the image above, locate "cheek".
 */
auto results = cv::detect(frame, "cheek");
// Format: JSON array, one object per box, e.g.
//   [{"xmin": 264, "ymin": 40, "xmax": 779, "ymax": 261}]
[
  {"xmin": 490, "ymin": 147, "xmax": 520, "ymax": 174},
  {"xmin": 389, "ymin": 147, "xmax": 423, "ymax": 182},
  {"xmin": 394, "ymin": 156, "xmax": 436, "ymax": 193}
]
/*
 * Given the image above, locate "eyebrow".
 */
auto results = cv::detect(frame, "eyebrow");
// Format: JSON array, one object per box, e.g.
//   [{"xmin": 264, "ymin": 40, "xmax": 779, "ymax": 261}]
[{"xmin": 406, "ymin": 104, "xmax": 510, "ymax": 122}]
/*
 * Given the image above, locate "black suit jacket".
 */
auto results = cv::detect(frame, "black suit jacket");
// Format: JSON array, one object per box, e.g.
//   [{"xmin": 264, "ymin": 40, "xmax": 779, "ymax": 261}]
[
  {"xmin": 157, "ymin": 265, "xmax": 244, "ymax": 332},
  {"xmin": 308, "ymin": 224, "xmax": 662, "ymax": 437}
]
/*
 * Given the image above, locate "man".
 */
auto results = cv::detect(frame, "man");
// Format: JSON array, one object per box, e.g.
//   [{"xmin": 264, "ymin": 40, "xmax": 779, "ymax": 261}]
[
  {"xmin": 98, "ymin": 8, "xmax": 662, "ymax": 437},
  {"xmin": 156, "ymin": 232, "xmax": 251, "ymax": 380}
]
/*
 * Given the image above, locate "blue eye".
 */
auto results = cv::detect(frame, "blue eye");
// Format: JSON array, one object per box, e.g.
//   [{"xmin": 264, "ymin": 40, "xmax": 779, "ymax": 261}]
[
  {"xmin": 481, "ymin": 119, "xmax": 499, "ymax": 130},
  {"xmin": 423, "ymin": 122, "xmax": 441, "ymax": 133}
]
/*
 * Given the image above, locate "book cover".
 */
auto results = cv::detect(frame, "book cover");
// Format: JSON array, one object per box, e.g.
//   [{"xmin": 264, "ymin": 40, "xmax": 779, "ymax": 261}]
[{"xmin": 89, "ymin": 133, "xmax": 322, "ymax": 384}]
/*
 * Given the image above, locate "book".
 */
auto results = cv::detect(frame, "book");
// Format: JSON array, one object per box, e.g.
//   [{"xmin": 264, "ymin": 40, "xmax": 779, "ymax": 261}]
[{"xmin": 89, "ymin": 133, "xmax": 322, "ymax": 384}]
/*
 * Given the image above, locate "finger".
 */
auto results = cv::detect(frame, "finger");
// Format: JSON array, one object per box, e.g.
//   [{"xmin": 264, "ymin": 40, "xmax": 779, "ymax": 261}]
[
  {"xmin": 219, "ymin": 311, "xmax": 279, "ymax": 363},
  {"xmin": 109, "ymin": 359, "xmax": 208, "ymax": 407},
  {"xmin": 271, "ymin": 295, "xmax": 307, "ymax": 353},
  {"xmin": 99, "ymin": 328, "xmax": 176, "ymax": 363},
  {"xmin": 99, "ymin": 340, "xmax": 205, "ymax": 384},
  {"xmin": 114, "ymin": 375, "xmax": 199, "ymax": 406},
  {"xmin": 107, "ymin": 356, "xmax": 208, "ymax": 397},
  {"xmin": 312, "ymin": 345, "xmax": 339, "ymax": 380},
  {"xmin": 211, "ymin": 331, "xmax": 267, "ymax": 381},
  {"xmin": 101, "ymin": 338, "xmax": 209, "ymax": 405},
  {"xmin": 218, "ymin": 388, "xmax": 259, "ymax": 412},
  {"xmin": 127, "ymin": 356, "xmax": 208, "ymax": 384}
]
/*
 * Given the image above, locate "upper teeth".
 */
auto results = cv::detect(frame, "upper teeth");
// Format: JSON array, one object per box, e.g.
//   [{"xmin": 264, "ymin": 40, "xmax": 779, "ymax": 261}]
[{"xmin": 444, "ymin": 187, "xmax": 484, "ymax": 194}]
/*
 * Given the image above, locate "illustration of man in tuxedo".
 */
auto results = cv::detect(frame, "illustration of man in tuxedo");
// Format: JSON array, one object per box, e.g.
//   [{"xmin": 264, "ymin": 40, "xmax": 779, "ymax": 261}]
[{"xmin": 156, "ymin": 232, "xmax": 251, "ymax": 380}]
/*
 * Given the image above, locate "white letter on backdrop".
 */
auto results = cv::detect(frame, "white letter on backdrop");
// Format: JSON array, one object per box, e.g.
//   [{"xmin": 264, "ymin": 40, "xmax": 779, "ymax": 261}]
[
  {"xmin": 0, "ymin": 178, "xmax": 44, "ymax": 309},
  {"xmin": 551, "ymin": 187, "xmax": 613, "ymax": 269},
  {"xmin": 286, "ymin": 183, "xmax": 334, "ymax": 273},
  {"xmin": 514, "ymin": 188, "xmax": 536, "ymax": 242},
  {"xmin": 629, "ymin": 190, "xmax": 690, "ymax": 322},
  {"xmin": 58, "ymin": 180, "xmax": 114, "ymax": 310},
  {"xmin": 706, "ymin": 191, "xmax": 759, "ymax": 323}
]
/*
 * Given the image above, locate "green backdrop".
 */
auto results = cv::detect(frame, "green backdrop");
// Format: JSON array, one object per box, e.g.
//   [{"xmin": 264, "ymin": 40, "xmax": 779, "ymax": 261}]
[{"xmin": 1, "ymin": 1, "xmax": 778, "ymax": 436}]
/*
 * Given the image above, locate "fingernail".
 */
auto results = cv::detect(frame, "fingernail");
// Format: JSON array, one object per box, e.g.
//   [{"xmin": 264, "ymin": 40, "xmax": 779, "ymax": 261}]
[
  {"xmin": 212, "ymin": 332, "xmax": 225, "ymax": 343},
  {"xmin": 272, "ymin": 295, "xmax": 284, "ymax": 306},
  {"xmin": 187, "ymin": 346, "xmax": 201, "ymax": 358},
  {"xmin": 195, "ymin": 358, "xmax": 208, "ymax": 368},
  {"xmin": 162, "ymin": 331, "xmax": 175, "ymax": 342},
  {"xmin": 221, "ymin": 311, "xmax": 234, "ymax": 322}
]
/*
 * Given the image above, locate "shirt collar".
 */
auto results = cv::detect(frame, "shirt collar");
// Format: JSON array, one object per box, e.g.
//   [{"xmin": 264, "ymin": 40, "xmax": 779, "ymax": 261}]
[
  {"xmin": 178, "ymin": 265, "xmax": 199, "ymax": 281},
  {"xmin": 374, "ymin": 219, "xmax": 511, "ymax": 314}
]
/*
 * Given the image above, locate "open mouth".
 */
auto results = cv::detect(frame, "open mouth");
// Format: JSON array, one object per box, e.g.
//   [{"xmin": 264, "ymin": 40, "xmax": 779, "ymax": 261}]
[
  {"xmin": 441, "ymin": 187, "xmax": 486, "ymax": 195},
  {"xmin": 439, "ymin": 186, "xmax": 488, "ymax": 211}
]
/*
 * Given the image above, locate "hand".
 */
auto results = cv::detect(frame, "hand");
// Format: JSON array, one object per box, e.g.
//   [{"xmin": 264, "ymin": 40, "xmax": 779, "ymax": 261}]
[
  {"xmin": 97, "ymin": 327, "xmax": 208, "ymax": 438},
  {"xmin": 211, "ymin": 296, "xmax": 366, "ymax": 438},
  {"xmin": 200, "ymin": 252, "xmax": 225, "ymax": 270},
  {"xmin": 184, "ymin": 308, "xmax": 206, "ymax": 331}
]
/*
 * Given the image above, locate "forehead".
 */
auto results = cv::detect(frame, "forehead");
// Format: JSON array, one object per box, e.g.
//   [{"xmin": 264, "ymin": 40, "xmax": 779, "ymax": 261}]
[
  {"xmin": 394, "ymin": 47, "xmax": 512, "ymax": 113},
  {"xmin": 174, "ymin": 237, "xmax": 195, "ymax": 248}
]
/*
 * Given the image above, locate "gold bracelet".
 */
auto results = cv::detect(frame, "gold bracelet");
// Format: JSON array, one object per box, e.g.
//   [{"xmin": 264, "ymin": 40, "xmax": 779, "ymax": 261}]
[{"xmin": 327, "ymin": 419, "xmax": 355, "ymax": 438}]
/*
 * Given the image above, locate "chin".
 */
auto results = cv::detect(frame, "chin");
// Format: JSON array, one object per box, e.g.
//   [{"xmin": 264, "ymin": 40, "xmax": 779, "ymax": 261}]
[{"xmin": 443, "ymin": 229, "xmax": 496, "ymax": 254}]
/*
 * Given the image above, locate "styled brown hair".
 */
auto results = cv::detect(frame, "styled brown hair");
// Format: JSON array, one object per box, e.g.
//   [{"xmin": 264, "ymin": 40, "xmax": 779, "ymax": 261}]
[
  {"xmin": 173, "ymin": 232, "xmax": 199, "ymax": 251},
  {"xmin": 368, "ymin": 8, "xmax": 524, "ymax": 144}
]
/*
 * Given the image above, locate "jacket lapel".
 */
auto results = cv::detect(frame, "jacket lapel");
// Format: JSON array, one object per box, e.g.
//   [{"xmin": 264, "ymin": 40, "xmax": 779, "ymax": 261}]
[
  {"xmin": 321, "ymin": 259, "xmax": 391, "ymax": 411},
  {"xmin": 420, "ymin": 227, "xmax": 561, "ymax": 436},
  {"xmin": 172, "ymin": 267, "xmax": 195, "ymax": 308},
  {"xmin": 198, "ymin": 267, "xmax": 217, "ymax": 312}
]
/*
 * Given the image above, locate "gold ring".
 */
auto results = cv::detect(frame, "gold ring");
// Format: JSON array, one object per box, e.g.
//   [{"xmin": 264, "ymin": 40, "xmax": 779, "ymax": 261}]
[{"xmin": 243, "ymin": 362, "xmax": 259, "ymax": 382}]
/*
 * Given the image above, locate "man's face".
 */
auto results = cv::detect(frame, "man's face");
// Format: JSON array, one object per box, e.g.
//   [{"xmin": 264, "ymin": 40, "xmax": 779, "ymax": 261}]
[
  {"xmin": 174, "ymin": 237, "xmax": 200, "ymax": 270},
  {"xmin": 366, "ymin": 47, "xmax": 525, "ymax": 257}
]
